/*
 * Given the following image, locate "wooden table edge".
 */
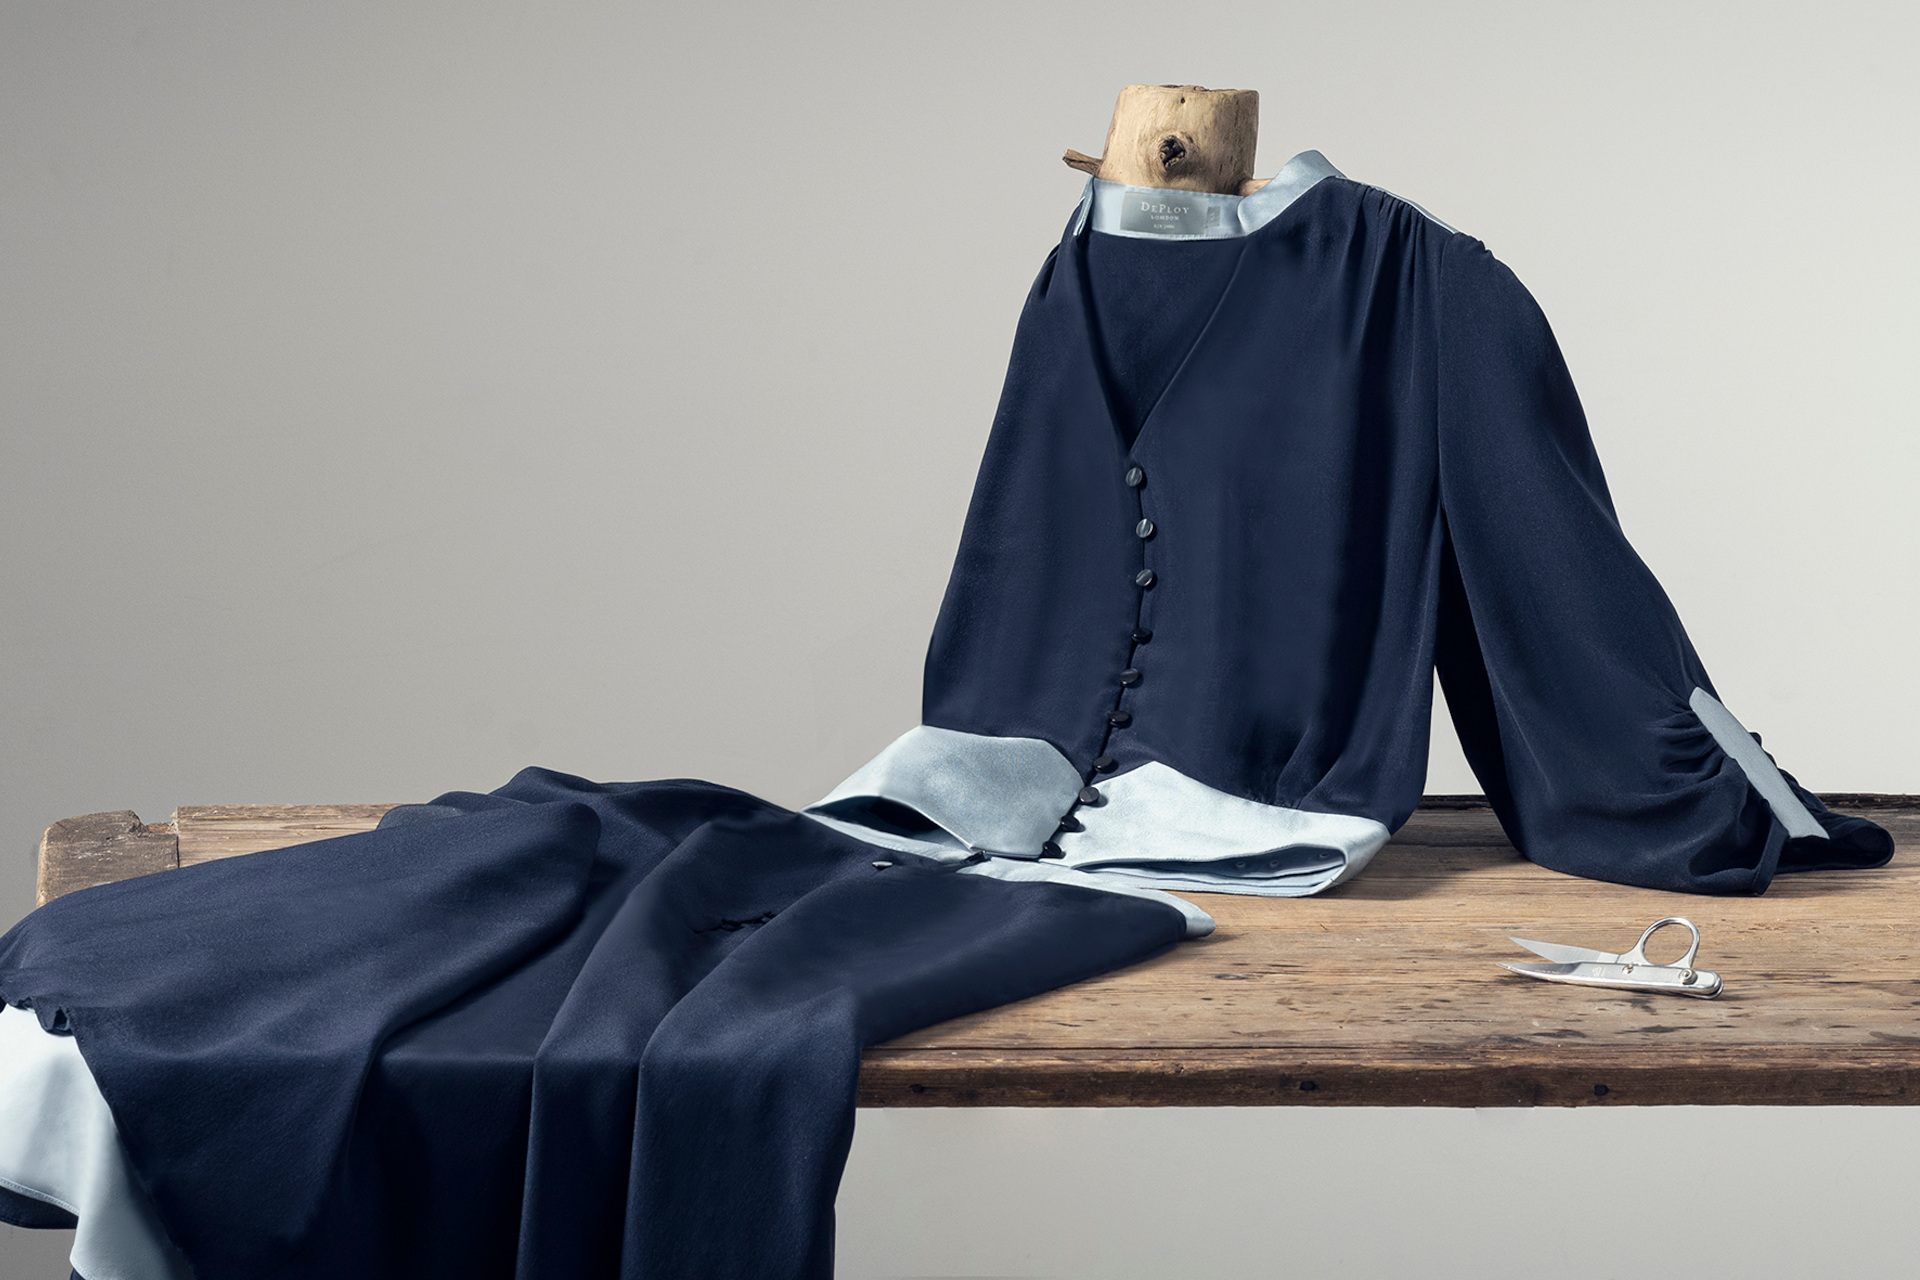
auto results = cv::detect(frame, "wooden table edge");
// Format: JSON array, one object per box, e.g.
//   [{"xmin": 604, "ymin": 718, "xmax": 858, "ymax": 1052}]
[
  {"xmin": 855, "ymin": 1048, "xmax": 1920, "ymax": 1107},
  {"xmin": 30, "ymin": 797, "xmax": 1920, "ymax": 1108}
]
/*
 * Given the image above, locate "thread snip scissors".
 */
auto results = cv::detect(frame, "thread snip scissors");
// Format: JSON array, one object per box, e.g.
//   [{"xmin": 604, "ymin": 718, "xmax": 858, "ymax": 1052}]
[{"xmin": 1502, "ymin": 917, "xmax": 1723, "ymax": 999}]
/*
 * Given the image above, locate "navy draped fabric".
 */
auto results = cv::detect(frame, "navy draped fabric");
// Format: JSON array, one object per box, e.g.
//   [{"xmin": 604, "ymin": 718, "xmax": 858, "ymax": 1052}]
[
  {"xmin": 1082, "ymin": 232, "xmax": 1245, "ymax": 442},
  {"xmin": 0, "ymin": 1183, "xmax": 76, "ymax": 1229},
  {"xmin": 0, "ymin": 154, "xmax": 1896, "ymax": 1280},
  {"xmin": 924, "ymin": 175, "xmax": 1891, "ymax": 892},
  {"xmin": 0, "ymin": 772, "xmax": 1186, "ymax": 1278}
]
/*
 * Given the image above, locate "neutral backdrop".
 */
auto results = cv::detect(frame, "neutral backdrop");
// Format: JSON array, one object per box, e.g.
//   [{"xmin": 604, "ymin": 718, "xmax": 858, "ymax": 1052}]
[{"xmin": 3, "ymin": 2, "xmax": 1916, "ymax": 1277}]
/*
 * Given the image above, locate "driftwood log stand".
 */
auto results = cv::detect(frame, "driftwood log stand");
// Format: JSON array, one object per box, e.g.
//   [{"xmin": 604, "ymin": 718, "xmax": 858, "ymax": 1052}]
[{"xmin": 1065, "ymin": 84, "xmax": 1267, "ymax": 195}]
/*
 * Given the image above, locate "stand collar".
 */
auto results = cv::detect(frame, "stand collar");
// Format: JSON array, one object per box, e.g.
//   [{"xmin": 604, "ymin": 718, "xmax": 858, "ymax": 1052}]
[{"xmin": 1071, "ymin": 149, "xmax": 1345, "ymax": 240}]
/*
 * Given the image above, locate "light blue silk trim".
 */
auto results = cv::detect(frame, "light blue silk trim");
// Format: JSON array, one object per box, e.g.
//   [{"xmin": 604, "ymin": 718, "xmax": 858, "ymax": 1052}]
[
  {"xmin": 1069, "ymin": 148, "xmax": 1459, "ymax": 241},
  {"xmin": 0, "ymin": 1005, "xmax": 195, "ymax": 1280},
  {"xmin": 807, "ymin": 726, "xmax": 1386, "ymax": 898},
  {"xmin": 1070, "ymin": 149, "xmax": 1345, "ymax": 240},
  {"xmin": 801, "ymin": 811, "xmax": 976, "ymax": 864},
  {"xmin": 802, "ymin": 808, "xmax": 1214, "ymax": 937},
  {"xmin": 1057, "ymin": 761, "xmax": 1390, "ymax": 896},
  {"xmin": 811, "ymin": 725, "xmax": 1082, "ymax": 857},
  {"xmin": 1689, "ymin": 687, "xmax": 1828, "ymax": 840},
  {"xmin": 956, "ymin": 857, "xmax": 1216, "ymax": 938},
  {"xmin": 1375, "ymin": 186, "xmax": 1459, "ymax": 235}
]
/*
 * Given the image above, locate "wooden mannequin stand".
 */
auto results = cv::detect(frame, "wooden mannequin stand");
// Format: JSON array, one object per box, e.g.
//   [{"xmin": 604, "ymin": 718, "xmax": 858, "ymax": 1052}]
[{"xmin": 1065, "ymin": 84, "xmax": 1268, "ymax": 196}]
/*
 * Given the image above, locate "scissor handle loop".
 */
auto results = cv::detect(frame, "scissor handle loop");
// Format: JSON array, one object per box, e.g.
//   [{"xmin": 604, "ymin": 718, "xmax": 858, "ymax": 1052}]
[{"xmin": 1621, "ymin": 917, "xmax": 1700, "ymax": 971}]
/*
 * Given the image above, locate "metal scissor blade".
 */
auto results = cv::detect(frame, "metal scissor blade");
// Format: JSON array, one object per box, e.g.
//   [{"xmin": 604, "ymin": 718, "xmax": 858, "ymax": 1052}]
[
  {"xmin": 1508, "ymin": 936, "xmax": 1617, "ymax": 965},
  {"xmin": 1502, "ymin": 961, "xmax": 1722, "ymax": 998},
  {"xmin": 1503, "ymin": 960, "xmax": 1598, "ymax": 982}
]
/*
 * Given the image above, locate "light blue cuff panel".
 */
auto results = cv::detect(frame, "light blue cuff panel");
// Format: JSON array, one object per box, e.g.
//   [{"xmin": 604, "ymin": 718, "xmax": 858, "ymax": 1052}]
[
  {"xmin": 807, "ymin": 726, "xmax": 1391, "ymax": 925},
  {"xmin": 1058, "ymin": 761, "xmax": 1390, "ymax": 896},
  {"xmin": 1689, "ymin": 687, "xmax": 1828, "ymax": 840},
  {"xmin": 810, "ymin": 725, "xmax": 1082, "ymax": 857}
]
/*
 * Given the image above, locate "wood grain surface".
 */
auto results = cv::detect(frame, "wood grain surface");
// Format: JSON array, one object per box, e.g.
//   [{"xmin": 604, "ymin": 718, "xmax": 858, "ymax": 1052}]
[
  {"xmin": 1069, "ymin": 84, "xmax": 1261, "ymax": 194},
  {"xmin": 36, "ymin": 800, "xmax": 1919, "ymax": 1107},
  {"xmin": 36, "ymin": 811, "xmax": 178, "ymax": 905},
  {"xmin": 174, "ymin": 804, "xmax": 399, "ymax": 867}
]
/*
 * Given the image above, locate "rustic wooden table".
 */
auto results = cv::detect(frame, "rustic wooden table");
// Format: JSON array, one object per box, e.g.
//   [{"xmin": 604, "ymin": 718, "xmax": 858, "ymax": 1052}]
[{"xmin": 38, "ymin": 799, "xmax": 1919, "ymax": 1108}]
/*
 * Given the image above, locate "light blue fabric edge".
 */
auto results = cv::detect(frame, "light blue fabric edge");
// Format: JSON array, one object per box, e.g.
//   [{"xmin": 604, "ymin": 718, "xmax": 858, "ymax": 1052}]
[
  {"xmin": 1070, "ymin": 147, "xmax": 1461, "ymax": 242},
  {"xmin": 956, "ymin": 858, "xmax": 1217, "ymax": 938},
  {"xmin": 1688, "ymin": 687, "xmax": 1828, "ymax": 840},
  {"xmin": 811, "ymin": 725, "xmax": 1083, "ymax": 857},
  {"xmin": 0, "ymin": 1004, "xmax": 196, "ymax": 1280},
  {"xmin": 1071, "ymin": 148, "xmax": 1345, "ymax": 240},
  {"xmin": 1057, "ymin": 760, "xmax": 1390, "ymax": 895},
  {"xmin": 807, "ymin": 726, "xmax": 1389, "ymax": 898}
]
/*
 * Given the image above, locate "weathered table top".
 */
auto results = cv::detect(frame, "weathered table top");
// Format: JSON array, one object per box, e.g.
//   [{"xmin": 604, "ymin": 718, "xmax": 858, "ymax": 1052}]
[{"xmin": 37, "ymin": 798, "xmax": 1920, "ymax": 1107}]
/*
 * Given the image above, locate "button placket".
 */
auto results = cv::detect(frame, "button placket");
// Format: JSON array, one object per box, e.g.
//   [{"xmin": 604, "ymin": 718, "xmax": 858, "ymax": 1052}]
[
  {"xmin": 1113, "ymin": 461, "xmax": 1157, "ymax": 746},
  {"xmin": 1055, "ymin": 461, "xmax": 1161, "ymax": 845}
]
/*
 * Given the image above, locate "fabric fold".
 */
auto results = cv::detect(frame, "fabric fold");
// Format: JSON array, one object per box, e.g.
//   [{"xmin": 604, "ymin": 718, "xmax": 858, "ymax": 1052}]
[
  {"xmin": 0, "ymin": 774, "xmax": 1191, "ymax": 1280},
  {"xmin": 0, "ymin": 800, "xmax": 602, "ymax": 1279},
  {"xmin": 1054, "ymin": 761, "xmax": 1390, "ymax": 895},
  {"xmin": 1432, "ymin": 238, "xmax": 1892, "ymax": 892},
  {"xmin": 0, "ymin": 1004, "xmax": 193, "ymax": 1280},
  {"xmin": 810, "ymin": 725, "xmax": 1083, "ymax": 858},
  {"xmin": 809, "ymin": 731, "xmax": 1390, "ymax": 902}
]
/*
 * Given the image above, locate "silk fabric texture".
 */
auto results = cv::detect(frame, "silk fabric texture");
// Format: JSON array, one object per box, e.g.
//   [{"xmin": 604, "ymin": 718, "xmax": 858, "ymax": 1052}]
[
  {"xmin": 0, "ymin": 151, "xmax": 1895, "ymax": 1280},
  {"xmin": 0, "ymin": 773, "xmax": 1185, "ymax": 1279},
  {"xmin": 919, "ymin": 165, "xmax": 1890, "ymax": 891}
]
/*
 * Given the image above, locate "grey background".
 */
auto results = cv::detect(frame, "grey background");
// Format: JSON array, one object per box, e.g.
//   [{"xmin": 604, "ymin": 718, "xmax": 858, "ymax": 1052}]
[{"xmin": 3, "ymin": 2, "xmax": 1915, "ymax": 1276}]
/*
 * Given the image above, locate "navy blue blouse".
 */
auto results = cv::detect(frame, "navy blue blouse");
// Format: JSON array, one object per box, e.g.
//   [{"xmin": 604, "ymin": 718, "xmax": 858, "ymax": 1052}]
[
  {"xmin": 812, "ymin": 151, "xmax": 1892, "ymax": 898},
  {"xmin": 7, "ymin": 147, "xmax": 1897, "ymax": 1280}
]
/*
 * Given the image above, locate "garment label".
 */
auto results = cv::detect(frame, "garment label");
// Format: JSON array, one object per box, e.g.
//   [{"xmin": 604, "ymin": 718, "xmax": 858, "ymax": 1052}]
[{"xmin": 1119, "ymin": 193, "xmax": 1220, "ymax": 236}]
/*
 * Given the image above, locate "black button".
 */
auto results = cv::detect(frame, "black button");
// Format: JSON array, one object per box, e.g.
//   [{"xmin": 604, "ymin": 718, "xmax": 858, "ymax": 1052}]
[
  {"xmin": 1135, "ymin": 518, "xmax": 1155, "ymax": 539},
  {"xmin": 1134, "ymin": 569, "xmax": 1156, "ymax": 589},
  {"xmin": 1057, "ymin": 815, "xmax": 1083, "ymax": 832},
  {"xmin": 1119, "ymin": 668, "xmax": 1141, "ymax": 686},
  {"xmin": 1040, "ymin": 841, "xmax": 1064, "ymax": 859},
  {"xmin": 1131, "ymin": 628, "xmax": 1153, "ymax": 644},
  {"xmin": 1124, "ymin": 465, "xmax": 1145, "ymax": 488},
  {"xmin": 1077, "ymin": 785, "xmax": 1101, "ymax": 806},
  {"xmin": 1093, "ymin": 755, "xmax": 1116, "ymax": 773},
  {"xmin": 1108, "ymin": 710, "xmax": 1131, "ymax": 727}
]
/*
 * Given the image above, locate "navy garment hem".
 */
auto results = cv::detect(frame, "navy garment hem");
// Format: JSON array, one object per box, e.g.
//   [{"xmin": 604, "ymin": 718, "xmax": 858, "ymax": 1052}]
[
  {"xmin": 0, "ymin": 773, "xmax": 1188, "ymax": 1280},
  {"xmin": 0, "ymin": 1182, "xmax": 78, "ymax": 1230}
]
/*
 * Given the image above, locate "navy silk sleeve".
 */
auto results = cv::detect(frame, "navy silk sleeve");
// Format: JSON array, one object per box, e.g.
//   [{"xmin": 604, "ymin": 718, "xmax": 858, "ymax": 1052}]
[{"xmin": 1432, "ymin": 238, "xmax": 1891, "ymax": 893}]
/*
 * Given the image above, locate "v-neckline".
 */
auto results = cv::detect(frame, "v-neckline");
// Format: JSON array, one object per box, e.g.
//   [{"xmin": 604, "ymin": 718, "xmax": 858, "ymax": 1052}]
[
  {"xmin": 1072, "ymin": 231, "xmax": 1252, "ymax": 454},
  {"xmin": 1066, "ymin": 155, "xmax": 1343, "ymax": 457}
]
